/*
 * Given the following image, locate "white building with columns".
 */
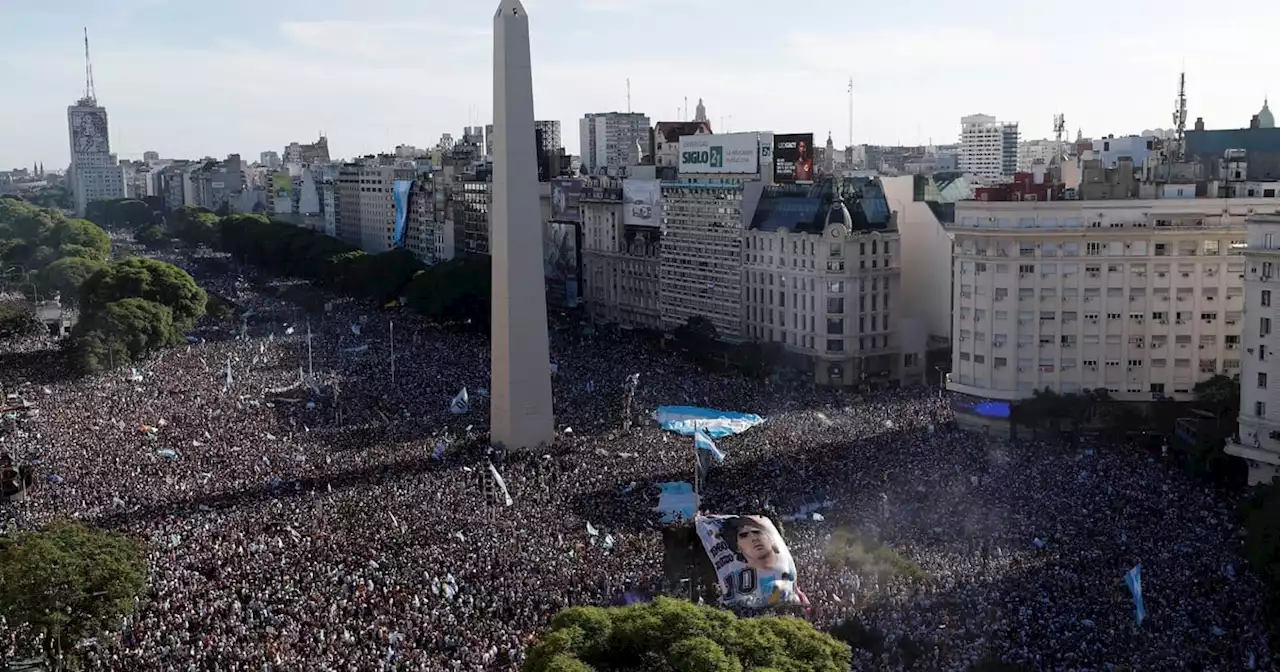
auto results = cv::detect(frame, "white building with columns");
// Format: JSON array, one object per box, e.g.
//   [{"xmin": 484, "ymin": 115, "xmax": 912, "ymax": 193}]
[
  {"xmin": 1227, "ymin": 213, "xmax": 1280, "ymax": 484},
  {"xmin": 947, "ymin": 197, "xmax": 1280, "ymax": 432}
]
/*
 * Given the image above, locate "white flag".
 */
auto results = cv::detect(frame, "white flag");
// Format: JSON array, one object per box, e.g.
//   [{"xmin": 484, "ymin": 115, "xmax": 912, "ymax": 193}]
[
  {"xmin": 487, "ymin": 462, "xmax": 513, "ymax": 506},
  {"xmin": 450, "ymin": 388, "xmax": 470, "ymax": 414}
]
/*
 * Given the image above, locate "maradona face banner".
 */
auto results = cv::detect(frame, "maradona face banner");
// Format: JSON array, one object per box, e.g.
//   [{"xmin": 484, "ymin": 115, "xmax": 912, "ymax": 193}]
[{"xmin": 695, "ymin": 514, "xmax": 802, "ymax": 607}]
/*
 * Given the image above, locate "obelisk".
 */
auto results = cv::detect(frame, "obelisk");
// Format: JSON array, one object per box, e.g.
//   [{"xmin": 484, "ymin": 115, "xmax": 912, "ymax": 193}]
[{"xmin": 490, "ymin": 0, "xmax": 555, "ymax": 450}]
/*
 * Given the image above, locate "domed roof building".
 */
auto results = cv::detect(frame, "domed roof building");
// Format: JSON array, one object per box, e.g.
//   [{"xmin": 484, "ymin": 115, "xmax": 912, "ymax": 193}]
[{"xmin": 1258, "ymin": 98, "xmax": 1275, "ymax": 129}]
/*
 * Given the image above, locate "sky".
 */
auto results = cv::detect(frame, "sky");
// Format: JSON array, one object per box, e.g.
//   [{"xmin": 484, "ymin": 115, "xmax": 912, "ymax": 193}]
[{"xmin": 1, "ymin": 0, "xmax": 1275, "ymax": 170}]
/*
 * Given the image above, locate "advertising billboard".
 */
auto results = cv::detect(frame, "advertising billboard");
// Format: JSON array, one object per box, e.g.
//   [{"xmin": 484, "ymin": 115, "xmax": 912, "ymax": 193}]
[
  {"xmin": 622, "ymin": 178, "xmax": 663, "ymax": 227},
  {"xmin": 393, "ymin": 180, "xmax": 413, "ymax": 248},
  {"xmin": 271, "ymin": 172, "xmax": 292, "ymax": 199},
  {"xmin": 550, "ymin": 178, "xmax": 583, "ymax": 223},
  {"xmin": 544, "ymin": 220, "xmax": 581, "ymax": 308},
  {"xmin": 695, "ymin": 514, "xmax": 803, "ymax": 607},
  {"xmin": 69, "ymin": 109, "xmax": 110, "ymax": 155},
  {"xmin": 773, "ymin": 133, "xmax": 815, "ymax": 183},
  {"xmin": 678, "ymin": 132, "xmax": 759, "ymax": 175}
]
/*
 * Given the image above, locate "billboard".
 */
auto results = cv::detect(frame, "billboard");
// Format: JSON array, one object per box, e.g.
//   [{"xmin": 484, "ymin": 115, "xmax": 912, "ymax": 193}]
[
  {"xmin": 773, "ymin": 133, "xmax": 815, "ymax": 183},
  {"xmin": 551, "ymin": 178, "xmax": 582, "ymax": 223},
  {"xmin": 544, "ymin": 220, "xmax": 581, "ymax": 308},
  {"xmin": 695, "ymin": 514, "xmax": 803, "ymax": 607},
  {"xmin": 393, "ymin": 179, "xmax": 413, "ymax": 247},
  {"xmin": 69, "ymin": 108, "xmax": 110, "ymax": 155},
  {"xmin": 271, "ymin": 172, "xmax": 292, "ymax": 199},
  {"xmin": 678, "ymin": 132, "xmax": 759, "ymax": 175},
  {"xmin": 622, "ymin": 178, "xmax": 663, "ymax": 227}
]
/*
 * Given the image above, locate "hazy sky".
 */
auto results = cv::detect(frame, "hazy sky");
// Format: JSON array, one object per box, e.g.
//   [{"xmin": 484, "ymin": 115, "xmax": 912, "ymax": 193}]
[{"xmin": 1, "ymin": 0, "xmax": 1274, "ymax": 169}]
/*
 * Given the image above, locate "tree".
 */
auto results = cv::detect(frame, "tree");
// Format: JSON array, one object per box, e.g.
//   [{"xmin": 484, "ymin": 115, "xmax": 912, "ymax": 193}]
[
  {"xmin": 524, "ymin": 598, "xmax": 851, "ymax": 672},
  {"xmin": 1242, "ymin": 483, "xmax": 1280, "ymax": 629},
  {"xmin": 85, "ymin": 198, "xmax": 155, "ymax": 230},
  {"xmin": 0, "ymin": 299, "xmax": 41, "ymax": 340},
  {"xmin": 80, "ymin": 257, "xmax": 207, "ymax": 332},
  {"xmin": 39, "ymin": 256, "xmax": 110, "ymax": 304},
  {"xmin": 134, "ymin": 224, "xmax": 172, "ymax": 249},
  {"xmin": 0, "ymin": 520, "xmax": 147, "ymax": 670},
  {"xmin": 78, "ymin": 297, "xmax": 179, "ymax": 358},
  {"xmin": 403, "ymin": 256, "xmax": 492, "ymax": 328},
  {"xmin": 168, "ymin": 206, "xmax": 219, "ymax": 247},
  {"xmin": 673, "ymin": 316, "xmax": 721, "ymax": 366},
  {"xmin": 49, "ymin": 218, "xmax": 112, "ymax": 262}
]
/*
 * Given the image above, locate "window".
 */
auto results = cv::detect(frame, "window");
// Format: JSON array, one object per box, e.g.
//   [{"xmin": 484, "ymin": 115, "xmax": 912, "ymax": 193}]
[
  {"xmin": 1260, "ymin": 372, "xmax": 1269, "ymax": 389},
  {"xmin": 1257, "ymin": 401, "xmax": 1267, "ymax": 417},
  {"xmin": 1264, "ymin": 290, "xmax": 1272, "ymax": 308},
  {"xmin": 1263, "ymin": 317, "xmax": 1272, "ymax": 337}
]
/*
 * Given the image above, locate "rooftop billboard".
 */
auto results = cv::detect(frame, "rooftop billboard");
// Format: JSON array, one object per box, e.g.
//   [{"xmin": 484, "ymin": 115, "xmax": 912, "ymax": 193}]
[
  {"xmin": 773, "ymin": 133, "xmax": 814, "ymax": 184},
  {"xmin": 622, "ymin": 179, "xmax": 663, "ymax": 227},
  {"xmin": 551, "ymin": 178, "xmax": 583, "ymax": 223},
  {"xmin": 678, "ymin": 132, "xmax": 759, "ymax": 175}
]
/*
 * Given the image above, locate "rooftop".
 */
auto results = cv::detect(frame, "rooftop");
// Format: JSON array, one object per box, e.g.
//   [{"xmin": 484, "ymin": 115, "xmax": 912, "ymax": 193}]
[{"xmin": 749, "ymin": 177, "xmax": 892, "ymax": 234}]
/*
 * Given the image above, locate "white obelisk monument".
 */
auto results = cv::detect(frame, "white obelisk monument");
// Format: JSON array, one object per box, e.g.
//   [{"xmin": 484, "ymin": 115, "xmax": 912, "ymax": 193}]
[{"xmin": 490, "ymin": 0, "xmax": 555, "ymax": 450}]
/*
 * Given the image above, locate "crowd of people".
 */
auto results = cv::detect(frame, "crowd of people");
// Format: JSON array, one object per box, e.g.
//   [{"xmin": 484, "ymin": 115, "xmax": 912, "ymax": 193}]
[{"xmin": 0, "ymin": 247, "xmax": 1272, "ymax": 671}]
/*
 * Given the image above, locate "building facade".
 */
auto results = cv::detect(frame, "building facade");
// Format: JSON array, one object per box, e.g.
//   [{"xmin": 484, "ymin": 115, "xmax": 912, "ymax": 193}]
[
  {"xmin": 534, "ymin": 120, "xmax": 562, "ymax": 153},
  {"xmin": 659, "ymin": 182, "xmax": 758, "ymax": 340},
  {"xmin": 743, "ymin": 178, "xmax": 918, "ymax": 385},
  {"xmin": 1227, "ymin": 213, "xmax": 1280, "ymax": 484},
  {"xmin": 579, "ymin": 112, "xmax": 651, "ymax": 176},
  {"xmin": 334, "ymin": 160, "xmax": 416, "ymax": 253},
  {"xmin": 960, "ymin": 114, "xmax": 1019, "ymax": 184},
  {"xmin": 67, "ymin": 100, "xmax": 125, "ymax": 216},
  {"xmin": 946, "ymin": 197, "xmax": 1279, "ymax": 430},
  {"xmin": 580, "ymin": 177, "xmax": 663, "ymax": 329}
]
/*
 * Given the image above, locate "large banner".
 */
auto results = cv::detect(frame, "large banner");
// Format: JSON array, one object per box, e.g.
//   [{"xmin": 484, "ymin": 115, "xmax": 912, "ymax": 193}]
[
  {"xmin": 393, "ymin": 179, "xmax": 413, "ymax": 247},
  {"xmin": 773, "ymin": 133, "xmax": 815, "ymax": 183},
  {"xmin": 695, "ymin": 514, "xmax": 802, "ymax": 607},
  {"xmin": 679, "ymin": 132, "xmax": 760, "ymax": 175},
  {"xmin": 69, "ymin": 108, "xmax": 110, "ymax": 155},
  {"xmin": 544, "ymin": 220, "xmax": 581, "ymax": 307},
  {"xmin": 622, "ymin": 178, "xmax": 662, "ymax": 227},
  {"xmin": 551, "ymin": 178, "xmax": 583, "ymax": 222}
]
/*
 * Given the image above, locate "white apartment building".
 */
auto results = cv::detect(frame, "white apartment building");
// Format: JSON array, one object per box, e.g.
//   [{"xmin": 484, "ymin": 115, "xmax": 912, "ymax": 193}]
[
  {"xmin": 947, "ymin": 198, "xmax": 1280, "ymax": 430},
  {"xmin": 960, "ymin": 114, "xmax": 1019, "ymax": 184},
  {"xmin": 1016, "ymin": 139, "xmax": 1063, "ymax": 172},
  {"xmin": 880, "ymin": 175, "xmax": 955, "ymax": 347},
  {"xmin": 579, "ymin": 112, "xmax": 651, "ymax": 176},
  {"xmin": 659, "ymin": 182, "xmax": 758, "ymax": 340},
  {"xmin": 580, "ymin": 178, "xmax": 663, "ymax": 329},
  {"xmin": 743, "ymin": 200, "xmax": 919, "ymax": 385},
  {"xmin": 336, "ymin": 161, "xmax": 417, "ymax": 254},
  {"xmin": 67, "ymin": 102, "xmax": 125, "ymax": 216},
  {"xmin": 1227, "ymin": 213, "xmax": 1280, "ymax": 484}
]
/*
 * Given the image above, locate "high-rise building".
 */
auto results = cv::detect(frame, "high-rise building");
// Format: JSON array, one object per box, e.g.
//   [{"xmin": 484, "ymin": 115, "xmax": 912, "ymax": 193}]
[
  {"xmin": 959, "ymin": 114, "xmax": 1019, "ymax": 183},
  {"xmin": 67, "ymin": 30, "xmax": 125, "ymax": 216},
  {"xmin": 579, "ymin": 112, "xmax": 651, "ymax": 175},
  {"xmin": 947, "ymin": 194, "xmax": 1278, "ymax": 433},
  {"xmin": 142, "ymin": 150, "xmax": 160, "ymax": 162},
  {"xmin": 260, "ymin": 151, "xmax": 281, "ymax": 169},
  {"xmin": 334, "ymin": 158, "xmax": 416, "ymax": 253},
  {"xmin": 1227, "ymin": 213, "xmax": 1280, "ymax": 484},
  {"xmin": 659, "ymin": 181, "xmax": 759, "ymax": 340},
  {"xmin": 534, "ymin": 120, "xmax": 562, "ymax": 153},
  {"xmin": 283, "ymin": 136, "xmax": 330, "ymax": 165}
]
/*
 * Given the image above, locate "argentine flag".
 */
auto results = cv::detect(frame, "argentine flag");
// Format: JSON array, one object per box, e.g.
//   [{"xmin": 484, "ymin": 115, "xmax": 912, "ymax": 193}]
[
  {"xmin": 694, "ymin": 429, "xmax": 725, "ymax": 463},
  {"xmin": 1124, "ymin": 564, "xmax": 1146, "ymax": 626}
]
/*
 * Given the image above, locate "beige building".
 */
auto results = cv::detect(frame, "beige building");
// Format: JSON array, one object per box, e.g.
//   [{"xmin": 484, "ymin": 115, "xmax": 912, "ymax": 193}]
[
  {"xmin": 947, "ymin": 198, "xmax": 1280, "ymax": 430},
  {"xmin": 1227, "ymin": 213, "xmax": 1280, "ymax": 484},
  {"xmin": 581, "ymin": 177, "xmax": 663, "ymax": 329},
  {"xmin": 335, "ymin": 160, "xmax": 416, "ymax": 253}
]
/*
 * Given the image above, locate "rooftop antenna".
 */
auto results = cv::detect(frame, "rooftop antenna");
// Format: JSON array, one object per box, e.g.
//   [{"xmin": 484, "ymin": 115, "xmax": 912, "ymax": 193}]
[
  {"xmin": 684, "ymin": 96, "xmax": 688, "ymax": 121},
  {"xmin": 1171, "ymin": 68, "xmax": 1188, "ymax": 162},
  {"xmin": 1053, "ymin": 113, "xmax": 1065, "ymax": 144},
  {"xmin": 81, "ymin": 27, "xmax": 96, "ymax": 105},
  {"xmin": 626, "ymin": 78, "xmax": 631, "ymax": 113}
]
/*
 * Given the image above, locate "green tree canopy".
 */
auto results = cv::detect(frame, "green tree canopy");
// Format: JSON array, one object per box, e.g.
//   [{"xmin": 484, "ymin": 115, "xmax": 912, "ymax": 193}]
[
  {"xmin": 80, "ymin": 257, "xmax": 207, "ymax": 332},
  {"xmin": 167, "ymin": 206, "xmax": 220, "ymax": 247},
  {"xmin": 78, "ymin": 297, "xmax": 178, "ymax": 358},
  {"xmin": 403, "ymin": 255, "xmax": 491, "ymax": 328},
  {"xmin": 0, "ymin": 520, "xmax": 148, "ymax": 670},
  {"xmin": 135, "ymin": 224, "xmax": 172, "ymax": 249},
  {"xmin": 524, "ymin": 598, "xmax": 851, "ymax": 672},
  {"xmin": 50, "ymin": 217, "xmax": 112, "ymax": 262},
  {"xmin": 0, "ymin": 299, "xmax": 41, "ymax": 340},
  {"xmin": 85, "ymin": 198, "xmax": 156, "ymax": 230},
  {"xmin": 38, "ymin": 256, "xmax": 110, "ymax": 303}
]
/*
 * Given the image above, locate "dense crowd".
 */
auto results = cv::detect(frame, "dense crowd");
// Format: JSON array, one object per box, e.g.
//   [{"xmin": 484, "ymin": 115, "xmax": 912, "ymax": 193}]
[{"xmin": 0, "ymin": 249, "xmax": 1271, "ymax": 671}]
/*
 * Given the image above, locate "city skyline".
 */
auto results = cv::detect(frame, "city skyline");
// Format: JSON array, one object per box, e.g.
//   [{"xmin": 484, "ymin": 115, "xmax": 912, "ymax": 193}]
[{"xmin": 1, "ymin": 0, "xmax": 1274, "ymax": 169}]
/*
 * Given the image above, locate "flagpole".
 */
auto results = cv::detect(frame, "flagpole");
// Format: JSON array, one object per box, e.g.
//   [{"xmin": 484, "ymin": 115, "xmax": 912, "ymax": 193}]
[
  {"xmin": 306, "ymin": 319, "xmax": 314, "ymax": 379},
  {"xmin": 389, "ymin": 319, "xmax": 396, "ymax": 387}
]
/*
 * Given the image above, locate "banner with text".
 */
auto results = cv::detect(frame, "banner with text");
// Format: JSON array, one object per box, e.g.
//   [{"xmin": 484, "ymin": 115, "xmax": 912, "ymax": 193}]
[
  {"xmin": 773, "ymin": 133, "xmax": 815, "ymax": 184},
  {"xmin": 678, "ymin": 132, "xmax": 760, "ymax": 175},
  {"xmin": 551, "ymin": 178, "xmax": 583, "ymax": 223}
]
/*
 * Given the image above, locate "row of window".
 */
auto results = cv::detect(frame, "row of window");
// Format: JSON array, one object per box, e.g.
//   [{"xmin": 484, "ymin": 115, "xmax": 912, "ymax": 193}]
[
  {"xmin": 959, "ymin": 239, "xmax": 1238, "ymax": 257},
  {"xmin": 957, "ymin": 310, "xmax": 1240, "ymax": 326},
  {"xmin": 958, "ymin": 353, "xmax": 1240, "ymax": 372},
  {"xmin": 960, "ymin": 286, "xmax": 1241, "ymax": 301},
  {"xmin": 958, "ymin": 332, "xmax": 1240, "ymax": 348}
]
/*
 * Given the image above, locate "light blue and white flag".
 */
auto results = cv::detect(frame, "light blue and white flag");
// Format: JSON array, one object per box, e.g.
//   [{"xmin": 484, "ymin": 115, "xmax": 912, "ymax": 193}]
[
  {"xmin": 487, "ymin": 462, "xmax": 513, "ymax": 506},
  {"xmin": 1124, "ymin": 563, "xmax": 1146, "ymax": 626},
  {"xmin": 656, "ymin": 406, "xmax": 764, "ymax": 439},
  {"xmin": 450, "ymin": 388, "xmax": 469, "ymax": 414},
  {"xmin": 694, "ymin": 429, "xmax": 725, "ymax": 463}
]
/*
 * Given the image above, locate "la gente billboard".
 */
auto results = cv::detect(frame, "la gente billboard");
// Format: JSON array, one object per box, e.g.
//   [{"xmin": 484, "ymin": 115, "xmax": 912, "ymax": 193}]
[{"xmin": 678, "ymin": 132, "xmax": 760, "ymax": 175}]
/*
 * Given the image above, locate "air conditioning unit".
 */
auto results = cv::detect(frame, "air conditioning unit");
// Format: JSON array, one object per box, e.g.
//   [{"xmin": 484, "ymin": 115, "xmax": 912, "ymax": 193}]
[
  {"xmin": 1182, "ymin": 273, "xmax": 1191, "ymax": 278},
  {"xmin": 1088, "ymin": 272, "xmax": 1100, "ymax": 278},
  {"xmin": 1158, "ymin": 272, "xmax": 1167, "ymax": 277},
  {"xmin": 1088, "ymin": 365, "xmax": 1098, "ymax": 371},
  {"xmin": 1177, "ymin": 319, "xmax": 1185, "ymax": 324}
]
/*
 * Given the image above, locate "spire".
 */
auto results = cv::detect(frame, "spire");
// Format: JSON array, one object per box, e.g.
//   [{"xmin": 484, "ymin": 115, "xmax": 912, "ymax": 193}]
[{"xmin": 80, "ymin": 27, "xmax": 97, "ymax": 106}]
